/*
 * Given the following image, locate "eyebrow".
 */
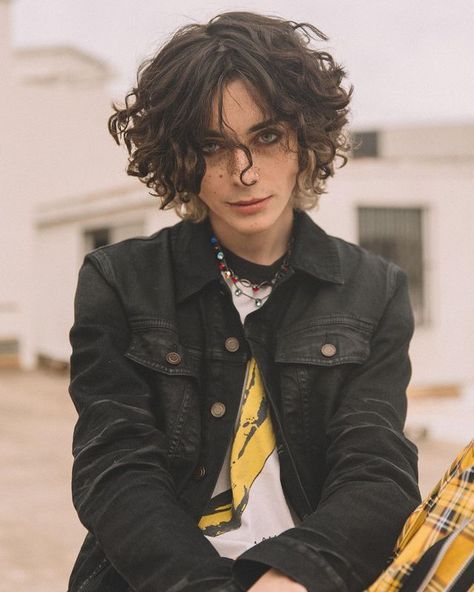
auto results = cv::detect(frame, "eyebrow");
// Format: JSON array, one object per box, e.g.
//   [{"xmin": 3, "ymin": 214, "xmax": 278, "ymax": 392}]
[{"xmin": 203, "ymin": 118, "xmax": 281, "ymax": 138}]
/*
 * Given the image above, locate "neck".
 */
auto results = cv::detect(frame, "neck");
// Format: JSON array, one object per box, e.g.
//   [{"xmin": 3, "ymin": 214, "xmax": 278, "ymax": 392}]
[{"xmin": 210, "ymin": 208, "xmax": 294, "ymax": 265}]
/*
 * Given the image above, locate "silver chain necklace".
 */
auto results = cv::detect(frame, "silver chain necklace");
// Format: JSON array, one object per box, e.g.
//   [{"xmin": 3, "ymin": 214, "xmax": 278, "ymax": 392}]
[{"xmin": 210, "ymin": 235, "xmax": 291, "ymax": 307}]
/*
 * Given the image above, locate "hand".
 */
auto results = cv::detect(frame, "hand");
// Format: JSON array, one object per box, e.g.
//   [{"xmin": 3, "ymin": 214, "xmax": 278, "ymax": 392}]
[{"xmin": 248, "ymin": 568, "xmax": 307, "ymax": 591}]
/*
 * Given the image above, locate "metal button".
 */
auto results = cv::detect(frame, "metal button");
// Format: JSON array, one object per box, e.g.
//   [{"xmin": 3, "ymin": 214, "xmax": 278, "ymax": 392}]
[
  {"xmin": 192, "ymin": 464, "xmax": 206, "ymax": 480},
  {"xmin": 224, "ymin": 337, "xmax": 240, "ymax": 352},
  {"xmin": 210, "ymin": 402, "xmax": 226, "ymax": 418},
  {"xmin": 321, "ymin": 343, "xmax": 337, "ymax": 358},
  {"xmin": 165, "ymin": 351, "xmax": 182, "ymax": 365}
]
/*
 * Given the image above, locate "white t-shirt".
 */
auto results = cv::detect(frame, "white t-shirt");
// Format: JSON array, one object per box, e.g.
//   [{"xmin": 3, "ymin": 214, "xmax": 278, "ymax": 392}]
[{"xmin": 198, "ymin": 279, "xmax": 296, "ymax": 559}]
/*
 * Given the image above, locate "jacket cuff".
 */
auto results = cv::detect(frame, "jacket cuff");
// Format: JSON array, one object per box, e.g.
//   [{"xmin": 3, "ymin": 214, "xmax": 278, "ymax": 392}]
[{"xmin": 233, "ymin": 536, "xmax": 350, "ymax": 592}]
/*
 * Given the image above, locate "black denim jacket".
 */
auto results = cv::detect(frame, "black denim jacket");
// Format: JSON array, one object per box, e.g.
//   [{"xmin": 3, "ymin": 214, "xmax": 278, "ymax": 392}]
[{"xmin": 68, "ymin": 211, "xmax": 420, "ymax": 592}]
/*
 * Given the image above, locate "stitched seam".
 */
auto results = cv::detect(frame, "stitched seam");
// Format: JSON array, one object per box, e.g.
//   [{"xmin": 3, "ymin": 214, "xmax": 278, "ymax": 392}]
[
  {"xmin": 124, "ymin": 351, "xmax": 196, "ymax": 376},
  {"xmin": 77, "ymin": 558, "xmax": 108, "ymax": 592},
  {"xmin": 276, "ymin": 354, "xmax": 369, "ymax": 364},
  {"xmin": 129, "ymin": 319, "xmax": 176, "ymax": 331},
  {"xmin": 278, "ymin": 315, "xmax": 375, "ymax": 339},
  {"xmin": 168, "ymin": 385, "xmax": 192, "ymax": 457}
]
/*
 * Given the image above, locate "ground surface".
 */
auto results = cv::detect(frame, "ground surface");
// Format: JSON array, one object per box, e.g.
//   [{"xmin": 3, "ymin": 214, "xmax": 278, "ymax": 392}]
[{"xmin": 0, "ymin": 369, "xmax": 470, "ymax": 592}]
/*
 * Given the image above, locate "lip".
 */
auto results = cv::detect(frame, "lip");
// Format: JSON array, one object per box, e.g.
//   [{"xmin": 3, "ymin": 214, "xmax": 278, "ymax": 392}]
[{"xmin": 227, "ymin": 196, "xmax": 272, "ymax": 213}]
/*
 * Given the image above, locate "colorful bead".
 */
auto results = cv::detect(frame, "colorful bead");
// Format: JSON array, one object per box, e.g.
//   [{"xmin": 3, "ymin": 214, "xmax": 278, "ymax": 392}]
[{"xmin": 210, "ymin": 232, "xmax": 292, "ymax": 310}]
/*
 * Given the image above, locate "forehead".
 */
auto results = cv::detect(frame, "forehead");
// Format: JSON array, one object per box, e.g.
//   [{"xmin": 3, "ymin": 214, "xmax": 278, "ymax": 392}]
[{"xmin": 209, "ymin": 79, "xmax": 271, "ymax": 130}]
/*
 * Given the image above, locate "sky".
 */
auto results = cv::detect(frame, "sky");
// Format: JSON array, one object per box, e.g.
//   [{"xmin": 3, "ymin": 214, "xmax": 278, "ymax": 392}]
[{"xmin": 11, "ymin": 0, "xmax": 474, "ymax": 128}]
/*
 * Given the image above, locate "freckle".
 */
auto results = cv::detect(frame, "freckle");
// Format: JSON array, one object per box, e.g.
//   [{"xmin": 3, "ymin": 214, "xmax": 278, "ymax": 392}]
[{"xmin": 219, "ymin": 174, "xmax": 223, "ymax": 178}]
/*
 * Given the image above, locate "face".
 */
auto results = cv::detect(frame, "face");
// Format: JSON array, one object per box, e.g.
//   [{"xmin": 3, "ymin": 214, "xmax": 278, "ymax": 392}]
[{"xmin": 198, "ymin": 79, "xmax": 299, "ymax": 244}]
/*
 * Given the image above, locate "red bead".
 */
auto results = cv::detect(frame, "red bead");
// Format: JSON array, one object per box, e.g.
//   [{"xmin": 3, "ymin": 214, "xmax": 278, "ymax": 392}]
[
  {"xmin": 252, "ymin": 286, "xmax": 259, "ymax": 293},
  {"xmin": 218, "ymin": 263, "xmax": 226, "ymax": 270},
  {"xmin": 231, "ymin": 277, "xmax": 238, "ymax": 284}
]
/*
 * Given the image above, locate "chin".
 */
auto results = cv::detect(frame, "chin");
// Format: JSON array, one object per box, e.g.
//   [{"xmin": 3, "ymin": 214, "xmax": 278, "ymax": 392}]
[{"xmin": 234, "ymin": 218, "xmax": 276, "ymax": 235}]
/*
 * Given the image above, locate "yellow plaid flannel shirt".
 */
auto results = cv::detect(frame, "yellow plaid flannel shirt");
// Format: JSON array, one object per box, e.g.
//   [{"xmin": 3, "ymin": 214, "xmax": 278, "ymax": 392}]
[{"xmin": 367, "ymin": 440, "xmax": 474, "ymax": 591}]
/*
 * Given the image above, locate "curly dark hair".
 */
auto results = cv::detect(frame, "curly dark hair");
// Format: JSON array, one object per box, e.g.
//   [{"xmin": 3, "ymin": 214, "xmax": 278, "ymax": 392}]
[{"xmin": 109, "ymin": 11, "xmax": 352, "ymax": 221}]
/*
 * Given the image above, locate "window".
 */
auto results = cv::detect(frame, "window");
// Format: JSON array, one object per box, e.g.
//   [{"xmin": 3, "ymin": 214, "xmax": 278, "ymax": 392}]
[
  {"xmin": 358, "ymin": 207, "xmax": 425, "ymax": 324},
  {"xmin": 84, "ymin": 227, "xmax": 110, "ymax": 251},
  {"xmin": 352, "ymin": 131, "xmax": 379, "ymax": 158},
  {"xmin": 84, "ymin": 222, "xmax": 144, "ymax": 253},
  {"xmin": 0, "ymin": 339, "xmax": 19, "ymax": 368}
]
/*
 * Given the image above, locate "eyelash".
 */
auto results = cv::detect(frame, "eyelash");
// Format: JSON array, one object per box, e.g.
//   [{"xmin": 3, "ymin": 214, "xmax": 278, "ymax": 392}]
[{"xmin": 201, "ymin": 129, "xmax": 282, "ymax": 155}]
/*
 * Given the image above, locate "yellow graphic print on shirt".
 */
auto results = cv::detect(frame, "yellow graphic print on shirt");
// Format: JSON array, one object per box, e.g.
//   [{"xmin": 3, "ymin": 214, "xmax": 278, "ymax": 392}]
[{"xmin": 199, "ymin": 358, "xmax": 276, "ymax": 536}]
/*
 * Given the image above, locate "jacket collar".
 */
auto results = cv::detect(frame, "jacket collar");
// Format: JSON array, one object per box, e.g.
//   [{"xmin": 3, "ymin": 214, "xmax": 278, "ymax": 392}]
[
  {"xmin": 290, "ymin": 211, "xmax": 344, "ymax": 285},
  {"xmin": 174, "ymin": 211, "xmax": 344, "ymax": 303}
]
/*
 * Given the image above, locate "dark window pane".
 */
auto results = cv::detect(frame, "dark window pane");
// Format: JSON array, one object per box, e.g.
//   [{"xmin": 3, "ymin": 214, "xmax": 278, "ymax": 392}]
[
  {"xmin": 84, "ymin": 227, "xmax": 111, "ymax": 252},
  {"xmin": 0, "ymin": 339, "xmax": 19, "ymax": 355},
  {"xmin": 358, "ymin": 207, "xmax": 425, "ymax": 324},
  {"xmin": 353, "ymin": 131, "xmax": 378, "ymax": 158}
]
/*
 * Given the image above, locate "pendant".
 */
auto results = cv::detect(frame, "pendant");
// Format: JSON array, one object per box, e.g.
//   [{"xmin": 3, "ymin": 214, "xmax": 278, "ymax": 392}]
[{"xmin": 255, "ymin": 298, "xmax": 262, "ymax": 307}]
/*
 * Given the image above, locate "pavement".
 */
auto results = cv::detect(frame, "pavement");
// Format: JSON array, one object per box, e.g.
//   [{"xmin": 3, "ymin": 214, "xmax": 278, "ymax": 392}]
[{"xmin": 0, "ymin": 369, "xmax": 471, "ymax": 592}]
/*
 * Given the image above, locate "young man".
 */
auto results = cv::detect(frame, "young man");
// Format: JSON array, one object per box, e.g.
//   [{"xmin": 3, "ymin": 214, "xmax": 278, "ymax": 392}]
[{"xmin": 68, "ymin": 12, "xmax": 420, "ymax": 592}]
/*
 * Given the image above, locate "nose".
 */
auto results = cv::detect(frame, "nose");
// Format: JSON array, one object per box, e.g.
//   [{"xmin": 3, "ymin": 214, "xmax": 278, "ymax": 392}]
[{"xmin": 230, "ymin": 146, "xmax": 259, "ymax": 186}]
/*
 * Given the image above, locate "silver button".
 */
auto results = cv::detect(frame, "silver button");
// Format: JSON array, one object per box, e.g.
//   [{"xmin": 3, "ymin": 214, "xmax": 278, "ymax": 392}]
[
  {"xmin": 165, "ymin": 351, "xmax": 182, "ymax": 365},
  {"xmin": 321, "ymin": 343, "xmax": 337, "ymax": 358},
  {"xmin": 210, "ymin": 402, "xmax": 226, "ymax": 418},
  {"xmin": 224, "ymin": 337, "xmax": 240, "ymax": 352}
]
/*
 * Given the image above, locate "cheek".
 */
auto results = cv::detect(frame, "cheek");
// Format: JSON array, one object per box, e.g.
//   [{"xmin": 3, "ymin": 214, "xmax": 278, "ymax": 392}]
[
  {"xmin": 269, "ymin": 156, "xmax": 299, "ymax": 186},
  {"xmin": 265, "ymin": 142, "xmax": 299, "ymax": 182},
  {"xmin": 199, "ymin": 170, "xmax": 226, "ymax": 205}
]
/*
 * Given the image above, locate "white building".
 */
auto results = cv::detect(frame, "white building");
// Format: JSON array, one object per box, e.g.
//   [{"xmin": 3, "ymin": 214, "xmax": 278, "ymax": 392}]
[
  {"xmin": 0, "ymin": 0, "xmax": 148, "ymax": 368},
  {"xmin": 1, "ymin": 0, "xmax": 473, "ymax": 398},
  {"xmin": 318, "ymin": 125, "xmax": 474, "ymax": 397}
]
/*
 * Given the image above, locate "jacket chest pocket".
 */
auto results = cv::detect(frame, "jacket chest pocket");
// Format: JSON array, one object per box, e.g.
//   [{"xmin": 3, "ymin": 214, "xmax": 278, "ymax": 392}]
[
  {"xmin": 124, "ymin": 324, "xmax": 202, "ymax": 460},
  {"xmin": 274, "ymin": 315, "xmax": 374, "ymax": 450}
]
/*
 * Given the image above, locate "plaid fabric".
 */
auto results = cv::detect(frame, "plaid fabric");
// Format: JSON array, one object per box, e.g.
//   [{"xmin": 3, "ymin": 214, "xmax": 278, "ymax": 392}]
[{"xmin": 367, "ymin": 440, "xmax": 474, "ymax": 591}]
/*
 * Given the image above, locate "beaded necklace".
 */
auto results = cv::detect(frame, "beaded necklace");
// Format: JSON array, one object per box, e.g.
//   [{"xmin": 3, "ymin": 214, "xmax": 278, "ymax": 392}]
[{"xmin": 210, "ymin": 235, "xmax": 291, "ymax": 307}]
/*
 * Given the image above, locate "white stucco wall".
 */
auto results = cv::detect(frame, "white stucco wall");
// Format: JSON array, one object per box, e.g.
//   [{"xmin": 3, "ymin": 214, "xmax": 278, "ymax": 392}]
[
  {"xmin": 0, "ymin": 1, "xmax": 12, "ymax": 79},
  {"xmin": 317, "ymin": 153, "xmax": 474, "ymax": 390},
  {"xmin": 34, "ymin": 223, "xmax": 80, "ymax": 362},
  {"xmin": 34, "ymin": 190, "xmax": 179, "ymax": 362},
  {"xmin": 1, "ymin": 0, "xmax": 138, "ymax": 366}
]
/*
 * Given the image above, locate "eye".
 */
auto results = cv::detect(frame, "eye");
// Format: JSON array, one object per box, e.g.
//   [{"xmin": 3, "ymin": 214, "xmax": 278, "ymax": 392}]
[
  {"xmin": 257, "ymin": 130, "xmax": 281, "ymax": 145},
  {"xmin": 201, "ymin": 141, "xmax": 222, "ymax": 155}
]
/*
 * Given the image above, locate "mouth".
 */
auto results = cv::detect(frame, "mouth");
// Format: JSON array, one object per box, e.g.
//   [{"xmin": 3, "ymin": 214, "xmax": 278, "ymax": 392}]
[{"xmin": 227, "ymin": 196, "xmax": 272, "ymax": 210}]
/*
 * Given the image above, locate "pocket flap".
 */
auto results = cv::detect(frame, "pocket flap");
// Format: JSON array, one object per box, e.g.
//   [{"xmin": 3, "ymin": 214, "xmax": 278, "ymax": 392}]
[
  {"xmin": 275, "ymin": 315, "xmax": 373, "ymax": 366},
  {"xmin": 125, "ymin": 326, "xmax": 201, "ymax": 376}
]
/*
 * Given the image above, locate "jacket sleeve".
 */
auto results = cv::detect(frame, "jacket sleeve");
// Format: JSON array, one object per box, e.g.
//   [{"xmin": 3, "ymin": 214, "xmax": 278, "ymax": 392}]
[
  {"xmin": 233, "ymin": 266, "xmax": 421, "ymax": 592},
  {"xmin": 69, "ymin": 256, "xmax": 233, "ymax": 592}
]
